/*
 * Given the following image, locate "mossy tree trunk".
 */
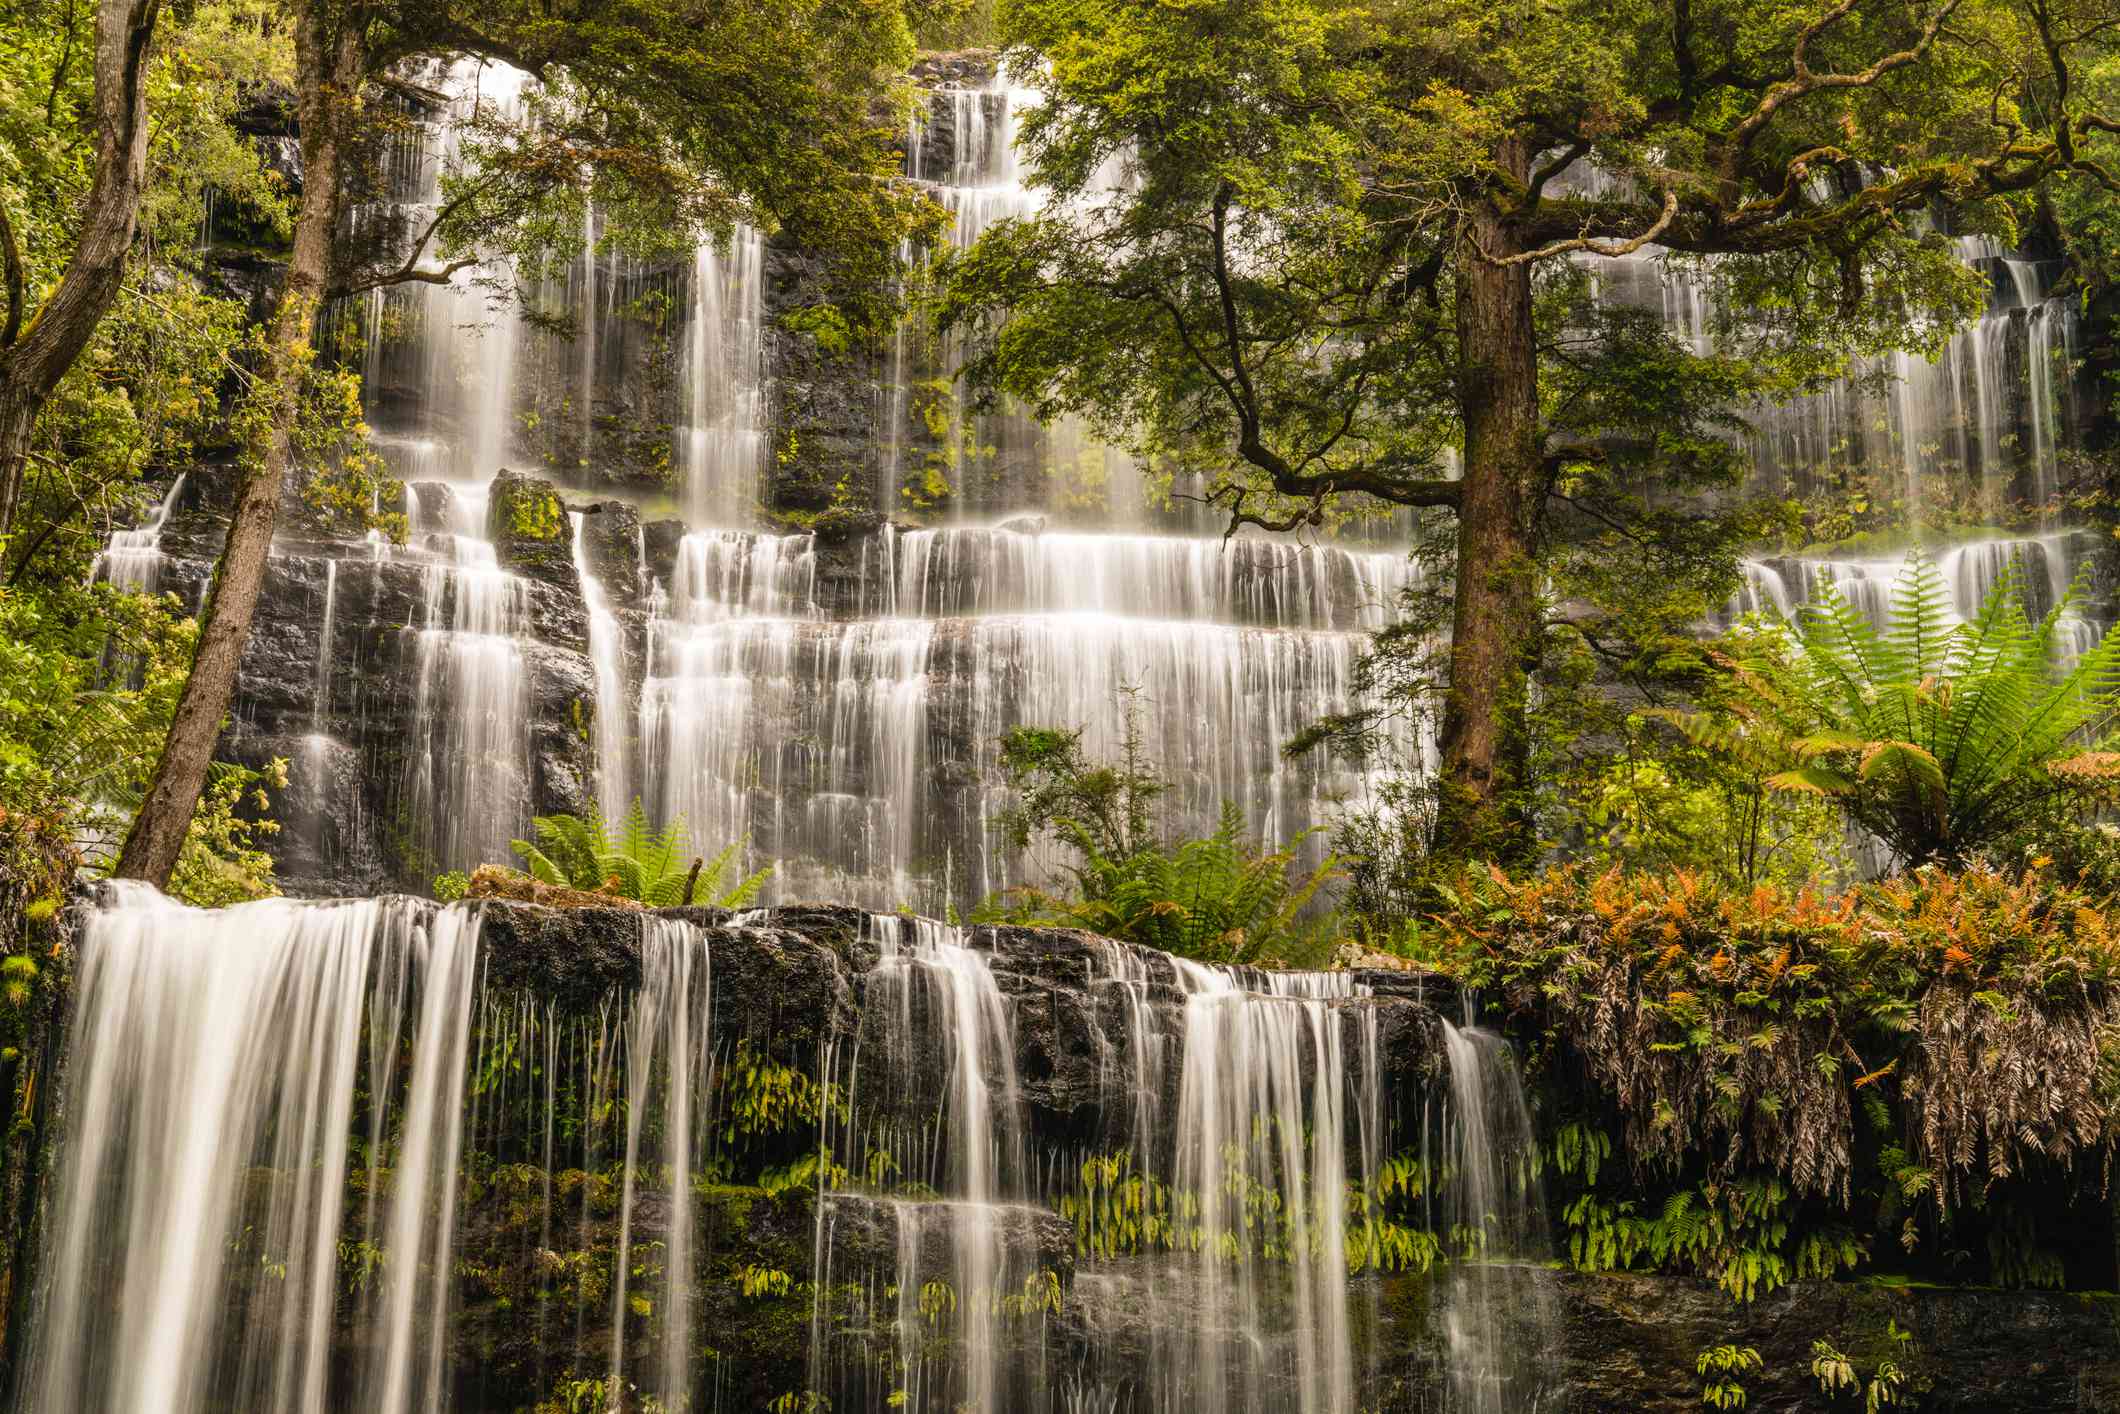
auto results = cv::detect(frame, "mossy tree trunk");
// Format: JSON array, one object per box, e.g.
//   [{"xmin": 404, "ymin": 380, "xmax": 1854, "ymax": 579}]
[{"xmin": 116, "ymin": 0, "xmax": 366, "ymax": 886}]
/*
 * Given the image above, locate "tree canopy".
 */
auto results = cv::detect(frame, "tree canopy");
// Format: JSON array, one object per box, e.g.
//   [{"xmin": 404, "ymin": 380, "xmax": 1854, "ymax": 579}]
[{"xmin": 945, "ymin": 0, "xmax": 2120, "ymax": 858}]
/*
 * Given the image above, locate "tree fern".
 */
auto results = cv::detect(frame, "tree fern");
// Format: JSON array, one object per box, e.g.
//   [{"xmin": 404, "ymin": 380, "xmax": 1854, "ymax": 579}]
[{"xmin": 1700, "ymin": 550, "xmax": 2120, "ymax": 868}]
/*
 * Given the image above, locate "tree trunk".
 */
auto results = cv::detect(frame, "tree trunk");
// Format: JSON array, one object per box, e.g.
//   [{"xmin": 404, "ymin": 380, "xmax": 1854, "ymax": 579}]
[
  {"xmin": 1432, "ymin": 141, "xmax": 1543, "ymax": 864},
  {"xmin": 0, "ymin": 0, "xmax": 163, "ymax": 540},
  {"xmin": 115, "ymin": 7, "xmax": 362, "ymax": 887}
]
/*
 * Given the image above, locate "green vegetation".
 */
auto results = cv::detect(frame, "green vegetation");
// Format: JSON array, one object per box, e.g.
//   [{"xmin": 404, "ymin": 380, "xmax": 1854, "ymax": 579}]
[
  {"xmin": 498, "ymin": 478, "xmax": 566, "ymax": 542},
  {"xmin": 1698, "ymin": 1344, "xmax": 1762, "ymax": 1411},
  {"xmin": 948, "ymin": 0, "xmax": 2120, "ymax": 860},
  {"xmin": 984, "ymin": 801, "xmax": 1339, "ymax": 966},
  {"xmin": 505, "ymin": 802, "xmax": 771, "ymax": 907},
  {"xmin": 1418, "ymin": 861, "xmax": 2120, "ymax": 1295},
  {"xmin": 977, "ymin": 711, "xmax": 1339, "ymax": 964},
  {"xmin": 1680, "ymin": 553, "xmax": 2120, "ymax": 868},
  {"xmin": 1811, "ymin": 1323, "xmax": 1918, "ymax": 1411}
]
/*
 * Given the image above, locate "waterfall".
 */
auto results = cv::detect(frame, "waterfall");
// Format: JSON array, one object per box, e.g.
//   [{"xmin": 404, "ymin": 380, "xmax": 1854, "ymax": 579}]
[
  {"xmin": 581, "ymin": 200, "xmax": 599, "ymax": 463},
  {"xmin": 664, "ymin": 528, "xmax": 819, "ymax": 621},
  {"xmin": 637, "ymin": 514, "xmax": 1422, "ymax": 914},
  {"xmin": 1571, "ymin": 188, "xmax": 2087, "ymax": 532},
  {"xmin": 858, "ymin": 916, "xmax": 1028, "ymax": 1410},
  {"xmin": 338, "ymin": 61, "xmax": 543, "ymax": 876},
  {"xmin": 886, "ymin": 524, "xmax": 1416, "ymax": 630},
  {"xmin": 1732, "ymin": 529, "xmax": 2108, "ymax": 663},
  {"xmin": 606, "ymin": 918, "xmax": 713, "ymax": 1406},
  {"xmin": 571, "ymin": 510, "xmax": 632, "ymax": 821},
  {"xmin": 91, "ymin": 472, "xmax": 186, "ymax": 592},
  {"xmin": 807, "ymin": 916, "xmax": 1402, "ymax": 1412},
  {"xmin": 85, "ymin": 56, "xmax": 1427, "ymax": 917},
  {"xmin": 27, "ymin": 887, "xmax": 1567, "ymax": 1412},
  {"xmin": 637, "ymin": 600, "xmax": 1410, "ymax": 913},
  {"xmin": 405, "ymin": 492, "xmax": 532, "ymax": 873},
  {"xmin": 2027, "ymin": 298, "xmax": 2075, "ymax": 511},
  {"xmin": 310, "ymin": 559, "xmax": 339, "ymax": 727},
  {"xmin": 22, "ymin": 886, "xmax": 480, "ymax": 1414},
  {"xmin": 920, "ymin": 77, "xmax": 1051, "ymax": 509},
  {"xmin": 680, "ymin": 225, "xmax": 768, "ymax": 526},
  {"xmin": 297, "ymin": 558, "xmax": 342, "ymax": 859},
  {"xmin": 1439, "ymin": 1019, "xmax": 1557, "ymax": 1414},
  {"xmin": 1153, "ymin": 961, "xmax": 1378, "ymax": 1414}
]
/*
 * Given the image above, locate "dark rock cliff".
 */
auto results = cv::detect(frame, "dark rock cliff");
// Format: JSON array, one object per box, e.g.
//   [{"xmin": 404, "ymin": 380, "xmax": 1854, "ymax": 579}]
[{"xmin": 425, "ymin": 902, "xmax": 2120, "ymax": 1409}]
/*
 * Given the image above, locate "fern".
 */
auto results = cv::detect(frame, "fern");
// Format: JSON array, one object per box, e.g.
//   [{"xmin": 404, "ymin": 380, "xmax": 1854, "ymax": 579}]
[
  {"xmin": 985, "ymin": 802, "xmax": 1340, "ymax": 964},
  {"xmin": 506, "ymin": 799, "xmax": 771, "ymax": 905},
  {"xmin": 1695, "ymin": 550, "xmax": 2120, "ymax": 867}
]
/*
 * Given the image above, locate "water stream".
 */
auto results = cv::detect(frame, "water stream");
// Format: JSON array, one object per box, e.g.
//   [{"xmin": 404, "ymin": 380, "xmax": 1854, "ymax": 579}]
[{"xmin": 16, "ymin": 889, "xmax": 1565, "ymax": 1412}]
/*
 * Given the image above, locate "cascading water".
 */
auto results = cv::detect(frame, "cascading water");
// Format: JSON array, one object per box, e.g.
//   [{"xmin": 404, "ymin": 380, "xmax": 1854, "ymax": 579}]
[
  {"xmin": 637, "ymin": 519, "xmax": 1425, "ymax": 914},
  {"xmin": 818, "ymin": 915, "xmax": 1031, "ymax": 1411},
  {"xmin": 23, "ymin": 886, "xmax": 481, "ymax": 1414},
  {"xmin": 571, "ymin": 510, "xmax": 633, "ymax": 822},
  {"xmin": 1733, "ymin": 527, "xmax": 2111, "ymax": 651},
  {"xmin": 1572, "ymin": 191, "xmax": 2108, "ymax": 664},
  {"xmin": 404, "ymin": 485, "xmax": 532, "ymax": 872},
  {"xmin": 1583, "ymin": 229, "xmax": 2082, "ymax": 519},
  {"xmin": 1438, "ymin": 1020, "xmax": 1557, "ymax": 1414},
  {"xmin": 91, "ymin": 472, "xmax": 187, "ymax": 592},
  {"xmin": 680, "ymin": 226, "xmax": 768, "ymax": 526},
  {"xmin": 27, "ymin": 884, "xmax": 1561, "ymax": 1413},
  {"xmin": 605, "ymin": 918, "xmax": 714, "ymax": 1406},
  {"xmin": 1148, "ymin": 961, "xmax": 1378, "ymax": 1414},
  {"xmin": 87, "ymin": 56, "xmax": 1426, "ymax": 920},
  {"xmin": 347, "ymin": 61, "xmax": 544, "ymax": 873}
]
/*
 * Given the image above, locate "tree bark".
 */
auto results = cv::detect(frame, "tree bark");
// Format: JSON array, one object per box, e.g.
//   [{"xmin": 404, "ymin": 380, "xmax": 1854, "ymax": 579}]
[
  {"xmin": 0, "ymin": 0, "xmax": 162, "ymax": 540},
  {"xmin": 1432, "ymin": 140, "xmax": 1544, "ymax": 864},
  {"xmin": 115, "ymin": 4, "xmax": 364, "ymax": 887}
]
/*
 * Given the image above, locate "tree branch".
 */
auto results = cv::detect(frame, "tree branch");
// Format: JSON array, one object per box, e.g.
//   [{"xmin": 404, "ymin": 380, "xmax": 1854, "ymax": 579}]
[
  {"xmin": 328, "ymin": 185, "xmax": 483, "ymax": 298},
  {"xmin": 1723, "ymin": 0, "xmax": 1965, "ymax": 176},
  {"xmin": 1485, "ymin": 189, "xmax": 1678, "ymax": 265},
  {"xmin": 1526, "ymin": 141, "xmax": 1591, "ymax": 207}
]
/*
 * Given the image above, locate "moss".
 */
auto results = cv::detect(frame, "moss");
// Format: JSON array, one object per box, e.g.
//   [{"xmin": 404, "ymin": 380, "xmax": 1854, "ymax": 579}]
[{"xmin": 502, "ymin": 482, "xmax": 565, "ymax": 541}]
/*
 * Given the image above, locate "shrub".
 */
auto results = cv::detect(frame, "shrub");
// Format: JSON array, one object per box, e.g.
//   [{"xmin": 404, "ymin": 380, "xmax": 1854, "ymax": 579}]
[
  {"xmin": 982, "ymin": 706, "xmax": 1341, "ymax": 965},
  {"xmin": 983, "ymin": 802, "xmax": 1341, "ymax": 966},
  {"xmin": 1426, "ymin": 861, "xmax": 2120, "ymax": 1295},
  {"xmin": 1430, "ymin": 862, "xmax": 2120, "ymax": 1212}
]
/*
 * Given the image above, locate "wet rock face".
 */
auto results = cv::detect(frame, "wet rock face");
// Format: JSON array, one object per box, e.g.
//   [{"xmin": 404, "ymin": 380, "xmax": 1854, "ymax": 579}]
[
  {"xmin": 1547, "ymin": 1271, "xmax": 2120, "ymax": 1413},
  {"xmin": 488, "ymin": 470, "xmax": 578, "ymax": 595},
  {"xmin": 577, "ymin": 499, "xmax": 645, "ymax": 609},
  {"xmin": 437, "ymin": 903, "xmax": 2120, "ymax": 1414},
  {"xmin": 761, "ymin": 240, "xmax": 889, "ymax": 523},
  {"xmin": 141, "ymin": 464, "xmax": 600, "ymax": 894}
]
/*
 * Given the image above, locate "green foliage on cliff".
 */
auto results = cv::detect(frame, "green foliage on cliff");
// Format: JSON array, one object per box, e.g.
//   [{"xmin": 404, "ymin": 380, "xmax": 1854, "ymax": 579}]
[
  {"xmin": 1425, "ymin": 861, "xmax": 2120, "ymax": 1294},
  {"xmin": 498, "ymin": 479, "xmax": 566, "ymax": 543},
  {"xmin": 986, "ymin": 802, "xmax": 1342, "ymax": 965},
  {"xmin": 979, "ymin": 714, "xmax": 1339, "ymax": 964},
  {"xmin": 1, "ymin": 0, "xmax": 292, "ymax": 581},
  {"xmin": 0, "ymin": 582, "xmax": 281, "ymax": 906}
]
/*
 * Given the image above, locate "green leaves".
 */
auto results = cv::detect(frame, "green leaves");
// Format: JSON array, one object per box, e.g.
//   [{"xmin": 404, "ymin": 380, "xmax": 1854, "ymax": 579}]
[
  {"xmin": 505, "ymin": 799, "xmax": 770, "ymax": 906},
  {"xmin": 984, "ymin": 797, "xmax": 1341, "ymax": 965},
  {"xmin": 1700, "ymin": 549, "xmax": 2120, "ymax": 868}
]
